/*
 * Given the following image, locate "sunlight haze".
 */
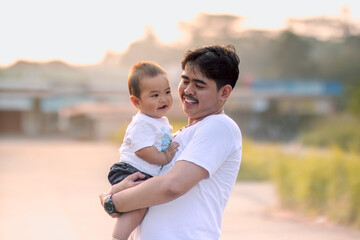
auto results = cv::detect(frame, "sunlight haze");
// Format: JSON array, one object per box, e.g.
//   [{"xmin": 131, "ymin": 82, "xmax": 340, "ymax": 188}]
[{"xmin": 1, "ymin": 0, "xmax": 359, "ymax": 66}]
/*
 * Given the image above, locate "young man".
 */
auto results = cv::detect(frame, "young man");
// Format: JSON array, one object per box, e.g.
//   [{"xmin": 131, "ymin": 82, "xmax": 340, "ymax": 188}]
[{"xmin": 100, "ymin": 44, "xmax": 242, "ymax": 240}]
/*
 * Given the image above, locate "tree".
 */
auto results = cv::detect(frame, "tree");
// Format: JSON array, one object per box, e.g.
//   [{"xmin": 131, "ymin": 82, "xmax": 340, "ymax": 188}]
[{"xmin": 271, "ymin": 31, "xmax": 315, "ymax": 78}]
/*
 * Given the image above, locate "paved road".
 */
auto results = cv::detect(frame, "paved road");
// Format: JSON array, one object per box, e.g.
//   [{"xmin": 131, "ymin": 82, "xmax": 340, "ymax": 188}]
[{"xmin": 1, "ymin": 138, "xmax": 360, "ymax": 240}]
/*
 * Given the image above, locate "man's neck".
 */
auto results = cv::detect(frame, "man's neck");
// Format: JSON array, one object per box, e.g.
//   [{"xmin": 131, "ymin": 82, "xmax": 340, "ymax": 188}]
[{"xmin": 187, "ymin": 109, "xmax": 224, "ymax": 126}]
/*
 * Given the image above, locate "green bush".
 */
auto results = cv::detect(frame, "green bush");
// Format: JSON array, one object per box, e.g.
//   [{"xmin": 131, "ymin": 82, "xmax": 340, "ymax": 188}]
[
  {"xmin": 239, "ymin": 140, "xmax": 360, "ymax": 229},
  {"xmin": 272, "ymin": 147, "xmax": 360, "ymax": 229},
  {"xmin": 299, "ymin": 114, "xmax": 360, "ymax": 152},
  {"xmin": 237, "ymin": 139, "xmax": 279, "ymax": 181}
]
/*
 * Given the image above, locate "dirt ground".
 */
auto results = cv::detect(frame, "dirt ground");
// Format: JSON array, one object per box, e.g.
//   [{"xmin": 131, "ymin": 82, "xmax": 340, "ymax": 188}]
[{"xmin": 1, "ymin": 138, "xmax": 360, "ymax": 240}]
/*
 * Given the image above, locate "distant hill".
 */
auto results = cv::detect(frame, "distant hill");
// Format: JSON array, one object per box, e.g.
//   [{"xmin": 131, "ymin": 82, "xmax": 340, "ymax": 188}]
[{"xmin": 0, "ymin": 27, "xmax": 183, "ymax": 86}]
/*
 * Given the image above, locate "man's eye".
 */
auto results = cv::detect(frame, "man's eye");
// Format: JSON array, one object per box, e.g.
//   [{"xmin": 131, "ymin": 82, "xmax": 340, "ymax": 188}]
[
  {"xmin": 196, "ymin": 85, "xmax": 204, "ymax": 89},
  {"xmin": 182, "ymin": 80, "xmax": 189, "ymax": 85}
]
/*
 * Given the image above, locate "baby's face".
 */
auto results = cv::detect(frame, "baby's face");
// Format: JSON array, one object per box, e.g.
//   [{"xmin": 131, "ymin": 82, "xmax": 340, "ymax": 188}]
[{"xmin": 136, "ymin": 74, "xmax": 173, "ymax": 118}]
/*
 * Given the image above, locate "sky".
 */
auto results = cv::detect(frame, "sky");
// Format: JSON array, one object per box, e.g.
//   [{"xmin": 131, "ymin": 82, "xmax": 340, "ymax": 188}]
[{"xmin": 1, "ymin": 0, "xmax": 359, "ymax": 67}]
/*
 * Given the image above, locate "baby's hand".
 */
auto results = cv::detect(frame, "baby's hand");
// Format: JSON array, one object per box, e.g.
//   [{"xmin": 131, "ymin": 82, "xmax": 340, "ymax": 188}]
[{"xmin": 163, "ymin": 141, "xmax": 179, "ymax": 164}]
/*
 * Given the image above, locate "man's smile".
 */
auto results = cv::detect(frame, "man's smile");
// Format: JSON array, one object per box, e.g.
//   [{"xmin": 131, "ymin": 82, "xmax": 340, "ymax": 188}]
[{"xmin": 182, "ymin": 94, "xmax": 198, "ymax": 104}]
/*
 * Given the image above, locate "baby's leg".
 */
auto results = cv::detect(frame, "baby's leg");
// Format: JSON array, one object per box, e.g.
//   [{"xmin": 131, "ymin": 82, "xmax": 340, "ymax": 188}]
[{"xmin": 112, "ymin": 208, "xmax": 147, "ymax": 240}]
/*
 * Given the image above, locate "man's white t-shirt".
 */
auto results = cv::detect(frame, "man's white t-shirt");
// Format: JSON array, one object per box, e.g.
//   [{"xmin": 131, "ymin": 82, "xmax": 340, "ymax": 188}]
[
  {"xmin": 119, "ymin": 112, "xmax": 173, "ymax": 176},
  {"xmin": 133, "ymin": 113, "xmax": 242, "ymax": 240}
]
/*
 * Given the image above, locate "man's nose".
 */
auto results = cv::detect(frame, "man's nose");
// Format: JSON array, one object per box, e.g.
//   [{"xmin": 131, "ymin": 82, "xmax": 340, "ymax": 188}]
[{"xmin": 184, "ymin": 83, "xmax": 194, "ymax": 95}]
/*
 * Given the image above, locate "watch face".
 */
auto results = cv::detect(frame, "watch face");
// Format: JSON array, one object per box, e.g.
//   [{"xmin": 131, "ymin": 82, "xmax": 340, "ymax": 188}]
[{"xmin": 104, "ymin": 196, "xmax": 115, "ymax": 214}]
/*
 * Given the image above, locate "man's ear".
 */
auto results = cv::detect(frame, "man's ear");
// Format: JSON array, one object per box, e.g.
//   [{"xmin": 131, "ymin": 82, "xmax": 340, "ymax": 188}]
[
  {"xmin": 130, "ymin": 95, "xmax": 140, "ymax": 108},
  {"xmin": 220, "ymin": 84, "xmax": 232, "ymax": 101}
]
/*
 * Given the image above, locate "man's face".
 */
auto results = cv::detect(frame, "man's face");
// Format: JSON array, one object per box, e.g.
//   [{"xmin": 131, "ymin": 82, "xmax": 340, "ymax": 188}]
[{"xmin": 178, "ymin": 65, "xmax": 224, "ymax": 125}]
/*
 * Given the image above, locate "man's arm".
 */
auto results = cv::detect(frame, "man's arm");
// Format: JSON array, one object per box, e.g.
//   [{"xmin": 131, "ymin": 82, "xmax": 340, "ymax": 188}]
[{"xmin": 107, "ymin": 160, "xmax": 208, "ymax": 213}]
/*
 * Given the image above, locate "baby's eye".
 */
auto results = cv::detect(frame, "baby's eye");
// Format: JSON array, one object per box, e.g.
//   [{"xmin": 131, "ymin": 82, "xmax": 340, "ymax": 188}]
[
  {"xmin": 166, "ymin": 90, "xmax": 171, "ymax": 94},
  {"xmin": 152, "ymin": 94, "xmax": 159, "ymax": 97}
]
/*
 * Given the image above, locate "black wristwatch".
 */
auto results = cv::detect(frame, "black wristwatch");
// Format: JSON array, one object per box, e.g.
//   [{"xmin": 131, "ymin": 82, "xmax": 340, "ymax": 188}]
[{"xmin": 104, "ymin": 194, "xmax": 119, "ymax": 214}]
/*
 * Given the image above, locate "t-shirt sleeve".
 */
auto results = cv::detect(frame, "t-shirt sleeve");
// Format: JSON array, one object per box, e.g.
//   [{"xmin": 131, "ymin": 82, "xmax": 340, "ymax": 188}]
[
  {"xmin": 127, "ymin": 120, "xmax": 157, "ymax": 152},
  {"xmin": 176, "ymin": 119, "xmax": 234, "ymax": 177}
]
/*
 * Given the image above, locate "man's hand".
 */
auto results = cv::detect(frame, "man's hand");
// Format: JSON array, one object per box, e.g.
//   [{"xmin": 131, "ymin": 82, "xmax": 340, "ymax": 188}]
[
  {"xmin": 109, "ymin": 171, "xmax": 146, "ymax": 194},
  {"xmin": 99, "ymin": 172, "xmax": 146, "ymax": 217},
  {"xmin": 98, "ymin": 192, "xmax": 121, "ymax": 218}
]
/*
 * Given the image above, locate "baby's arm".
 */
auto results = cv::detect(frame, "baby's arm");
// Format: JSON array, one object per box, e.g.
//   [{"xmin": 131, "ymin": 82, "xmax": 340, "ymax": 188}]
[{"xmin": 135, "ymin": 141, "xmax": 179, "ymax": 165}]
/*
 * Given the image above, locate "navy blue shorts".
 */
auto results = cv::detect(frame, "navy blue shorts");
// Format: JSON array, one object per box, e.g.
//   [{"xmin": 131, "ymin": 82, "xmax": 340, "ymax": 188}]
[{"xmin": 108, "ymin": 162, "xmax": 153, "ymax": 185}]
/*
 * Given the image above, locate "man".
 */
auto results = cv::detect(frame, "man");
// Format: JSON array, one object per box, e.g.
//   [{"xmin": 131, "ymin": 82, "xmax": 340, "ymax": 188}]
[{"xmin": 100, "ymin": 44, "xmax": 242, "ymax": 240}]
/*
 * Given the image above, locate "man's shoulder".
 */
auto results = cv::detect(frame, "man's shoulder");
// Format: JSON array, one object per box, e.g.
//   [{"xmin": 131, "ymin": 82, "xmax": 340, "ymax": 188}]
[
  {"xmin": 200, "ymin": 114, "xmax": 241, "ymax": 138},
  {"xmin": 202, "ymin": 113, "xmax": 238, "ymax": 128}
]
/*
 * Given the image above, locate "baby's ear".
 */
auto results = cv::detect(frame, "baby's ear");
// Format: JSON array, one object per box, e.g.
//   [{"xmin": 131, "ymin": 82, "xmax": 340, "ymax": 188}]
[{"xmin": 130, "ymin": 95, "xmax": 140, "ymax": 108}]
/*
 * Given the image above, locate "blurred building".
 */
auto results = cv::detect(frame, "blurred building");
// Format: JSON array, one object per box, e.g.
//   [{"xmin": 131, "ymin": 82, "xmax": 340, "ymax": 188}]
[
  {"xmin": 0, "ymin": 78, "xmax": 343, "ymax": 141},
  {"xmin": 0, "ymin": 80, "xmax": 131, "ymax": 140},
  {"xmin": 227, "ymin": 79, "xmax": 343, "ymax": 141},
  {"xmin": 0, "ymin": 79, "xmax": 186, "ymax": 140}
]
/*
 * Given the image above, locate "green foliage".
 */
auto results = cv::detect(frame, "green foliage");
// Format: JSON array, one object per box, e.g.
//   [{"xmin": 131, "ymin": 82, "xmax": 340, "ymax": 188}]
[
  {"xmin": 237, "ymin": 139, "xmax": 279, "ymax": 181},
  {"xmin": 272, "ymin": 147, "xmax": 360, "ymax": 229},
  {"xmin": 298, "ymin": 114, "xmax": 360, "ymax": 152},
  {"xmin": 271, "ymin": 31, "xmax": 315, "ymax": 78},
  {"xmin": 239, "ymin": 140, "xmax": 360, "ymax": 229},
  {"xmin": 348, "ymin": 85, "xmax": 360, "ymax": 116}
]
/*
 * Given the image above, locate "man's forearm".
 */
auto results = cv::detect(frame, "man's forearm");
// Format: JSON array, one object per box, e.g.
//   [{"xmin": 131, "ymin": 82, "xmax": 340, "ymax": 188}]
[
  {"xmin": 112, "ymin": 173, "xmax": 178, "ymax": 212},
  {"xmin": 110, "ymin": 161, "xmax": 208, "ymax": 213}
]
